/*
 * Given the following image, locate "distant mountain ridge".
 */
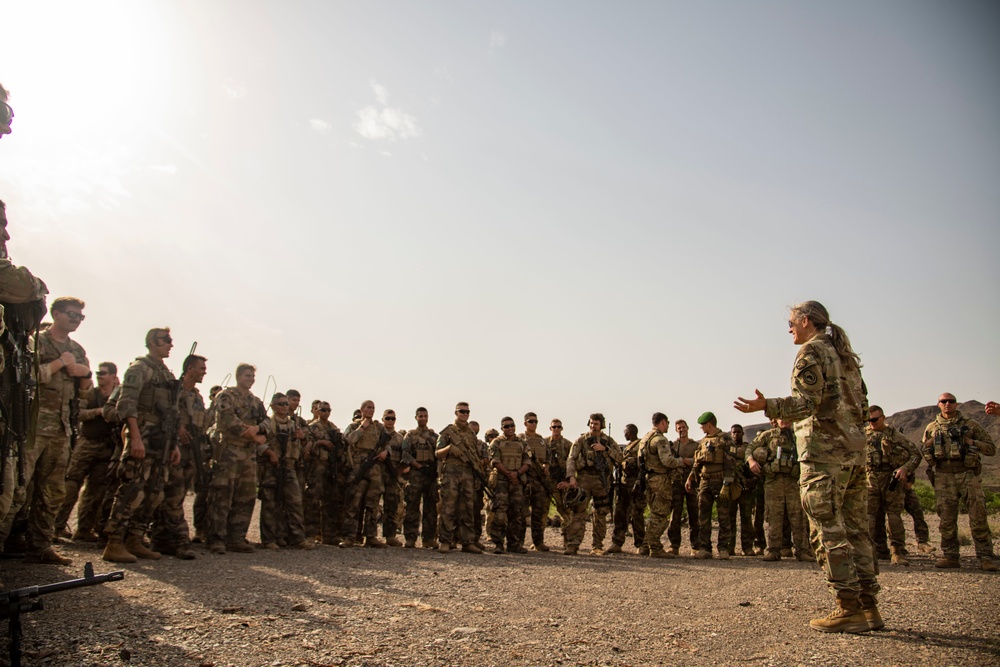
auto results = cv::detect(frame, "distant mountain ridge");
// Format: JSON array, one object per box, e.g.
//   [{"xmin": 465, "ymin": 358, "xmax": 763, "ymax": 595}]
[{"xmin": 740, "ymin": 400, "xmax": 999, "ymax": 490}]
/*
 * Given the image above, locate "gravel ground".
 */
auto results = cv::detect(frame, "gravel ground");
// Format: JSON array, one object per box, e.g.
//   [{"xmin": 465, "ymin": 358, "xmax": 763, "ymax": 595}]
[{"xmin": 2, "ymin": 502, "xmax": 998, "ymax": 667}]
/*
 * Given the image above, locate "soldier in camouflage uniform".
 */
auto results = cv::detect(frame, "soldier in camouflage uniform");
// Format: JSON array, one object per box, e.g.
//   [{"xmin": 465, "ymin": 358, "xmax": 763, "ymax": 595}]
[
  {"xmin": 747, "ymin": 419, "xmax": 811, "ymax": 562},
  {"xmin": 402, "ymin": 407, "xmax": 439, "ymax": 548},
  {"xmin": 667, "ymin": 419, "xmax": 699, "ymax": 556},
  {"xmin": 872, "ymin": 481, "xmax": 934, "ymax": 558},
  {"xmin": 865, "ymin": 405, "xmax": 921, "ymax": 566},
  {"xmin": 434, "ymin": 402, "xmax": 483, "ymax": 554},
  {"xmin": 608, "ymin": 423, "xmax": 647, "ymax": 554},
  {"xmin": 303, "ymin": 401, "xmax": 339, "ymax": 543},
  {"xmin": 544, "ymin": 418, "xmax": 572, "ymax": 539},
  {"xmin": 257, "ymin": 393, "xmax": 314, "ymax": 550},
  {"xmin": 380, "ymin": 409, "xmax": 405, "ymax": 546},
  {"xmin": 56, "ymin": 361, "xmax": 118, "ymax": 543},
  {"xmin": 192, "ymin": 384, "xmax": 223, "ymax": 543},
  {"xmin": 736, "ymin": 301, "xmax": 878, "ymax": 633},
  {"xmin": 564, "ymin": 413, "xmax": 622, "ymax": 556},
  {"xmin": 728, "ymin": 424, "xmax": 756, "ymax": 556},
  {"xmin": 14, "ymin": 297, "xmax": 91, "ymax": 565},
  {"xmin": 921, "ymin": 393, "xmax": 997, "ymax": 571},
  {"xmin": 205, "ymin": 363, "xmax": 270, "ymax": 554},
  {"xmin": 477, "ymin": 424, "xmax": 496, "ymax": 542},
  {"xmin": 685, "ymin": 412, "xmax": 736, "ymax": 560},
  {"xmin": 148, "ymin": 354, "xmax": 208, "ymax": 560},
  {"xmin": 488, "ymin": 418, "xmax": 530, "ymax": 554},
  {"xmin": 639, "ymin": 413, "xmax": 684, "ymax": 557},
  {"xmin": 518, "ymin": 412, "xmax": 551, "ymax": 552},
  {"xmin": 101, "ymin": 328, "xmax": 181, "ymax": 564},
  {"xmin": 285, "ymin": 389, "xmax": 311, "ymax": 510},
  {"xmin": 341, "ymin": 400, "xmax": 389, "ymax": 548}
]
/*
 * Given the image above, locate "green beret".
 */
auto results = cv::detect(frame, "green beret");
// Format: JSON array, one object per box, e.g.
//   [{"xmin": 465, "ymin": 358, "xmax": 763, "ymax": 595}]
[{"xmin": 697, "ymin": 412, "xmax": 716, "ymax": 425}]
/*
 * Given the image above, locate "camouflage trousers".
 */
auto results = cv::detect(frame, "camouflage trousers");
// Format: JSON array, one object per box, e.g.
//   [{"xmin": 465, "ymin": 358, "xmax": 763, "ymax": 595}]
[
  {"xmin": 488, "ymin": 476, "xmax": 525, "ymax": 548},
  {"xmin": 764, "ymin": 474, "xmax": 808, "ymax": 554},
  {"xmin": 259, "ymin": 459, "xmax": 307, "ymax": 546},
  {"xmin": 697, "ymin": 477, "xmax": 731, "ymax": 553},
  {"xmin": 190, "ymin": 442, "xmax": 212, "ymax": 538},
  {"xmin": 934, "ymin": 468, "xmax": 994, "ymax": 559},
  {"xmin": 104, "ymin": 453, "xmax": 168, "ymax": 541},
  {"xmin": 799, "ymin": 461, "xmax": 878, "ymax": 602},
  {"xmin": 0, "ymin": 451, "xmax": 15, "ymax": 534},
  {"xmin": 437, "ymin": 464, "xmax": 476, "ymax": 546},
  {"xmin": 564, "ymin": 471, "xmax": 611, "ymax": 550},
  {"xmin": 403, "ymin": 468, "xmax": 438, "ymax": 543},
  {"xmin": 643, "ymin": 473, "xmax": 674, "ymax": 553},
  {"xmin": 301, "ymin": 455, "xmax": 325, "ymax": 540},
  {"xmin": 522, "ymin": 472, "xmax": 551, "ymax": 547},
  {"xmin": 7, "ymin": 432, "xmax": 71, "ymax": 552},
  {"xmin": 382, "ymin": 465, "xmax": 403, "ymax": 539},
  {"xmin": 321, "ymin": 470, "xmax": 350, "ymax": 543},
  {"xmin": 872, "ymin": 483, "xmax": 929, "ymax": 554},
  {"xmin": 150, "ymin": 447, "xmax": 196, "ymax": 549},
  {"xmin": 867, "ymin": 471, "xmax": 906, "ymax": 550},
  {"xmin": 343, "ymin": 463, "xmax": 384, "ymax": 541},
  {"xmin": 668, "ymin": 478, "xmax": 699, "ymax": 550},
  {"xmin": 612, "ymin": 477, "xmax": 646, "ymax": 548},
  {"xmin": 56, "ymin": 436, "xmax": 115, "ymax": 536},
  {"xmin": 728, "ymin": 482, "xmax": 755, "ymax": 553},
  {"xmin": 205, "ymin": 442, "xmax": 257, "ymax": 545},
  {"xmin": 472, "ymin": 480, "xmax": 485, "ymax": 540}
]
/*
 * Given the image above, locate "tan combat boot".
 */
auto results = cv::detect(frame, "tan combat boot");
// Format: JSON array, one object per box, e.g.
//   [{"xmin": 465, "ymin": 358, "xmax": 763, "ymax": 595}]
[
  {"xmin": 437, "ymin": 542, "xmax": 451, "ymax": 553},
  {"xmin": 796, "ymin": 550, "xmax": 816, "ymax": 563},
  {"xmin": 763, "ymin": 550, "xmax": 780, "ymax": 562},
  {"xmin": 404, "ymin": 538, "xmax": 416, "ymax": 548},
  {"xmin": 935, "ymin": 556, "xmax": 960, "ymax": 568},
  {"xmin": 979, "ymin": 558, "xmax": 999, "ymax": 572},
  {"xmin": 859, "ymin": 592, "xmax": 884, "ymax": 631},
  {"xmin": 809, "ymin": 598, "xmax": 870, "ymax": 634},
  {"xmin": 125, "ymin": 535, "xmax": 161, "ymax": 560},
  {"xmin": 890, "ymin": 547, "xmax": 909, "ymax": 566},
  {"xmin": 780, "ymin": 548, "xmax": 793, "ymax": 558},
  {"xmin": 461, "ymin": 543, "xmax": 483, "ymax": 554},
  {"xmin": 650, "ymin": 549, "xmax": 675, "ymax": 559},
  {"xmin": 385, "ymin": 536, "xmax": 403, "ymax": 547},
  {"xmin": 364, "ymin": 537, "xmax": 387, "ymax": 548},
  {"xmin": 103, "ymin": 537, "xmax": 138, "ymax": 564},
  {"xmin": 605, "ymin": 543, "xmax": 623, "ymax": 554},
  {"xmin": 694, "ymin": 549, "xmax": 712, "ymax": 559},
  {"xmin": 917, "ymin": 542, "xmax": 936, "ymax": 554},
  {"xmin": 533, "ymin": 542, "xmax": 550, "ymax": 552},
  {"xmin": 422, "ymin": 538, "xmax": 439, "ymax": 549},
  {"xmin": 638, "ymin": 545, "xmax": 650, "ymax": 556},
  {"xmin": 717, "ymin": 549, "xmax": 730, "ymax": 560}
]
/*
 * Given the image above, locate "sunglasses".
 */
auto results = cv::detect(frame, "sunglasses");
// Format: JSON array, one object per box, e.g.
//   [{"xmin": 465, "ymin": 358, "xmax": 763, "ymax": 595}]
[
  {"xmin": 274, "ymin": 402, "xmax": 289, "ymax": 407},
  {"xmin": 502, "ymin": 424, "xmax": 515, "ymax": 429},
  {"xmin": 457, "ymin": 409, "xmax": 470, "ymax": 414},
  {"xmin": 938, "ymin": 399, "xmax": 956, "ymax": 405},
  {"xmin": 867, "ymin": 417, "xmax": 881, "ymax": 424},
  {"xmin": 157, "ymin": 336, "xmax": 173, "ymax": 344},
  {"xmin": 384, "ymin": 416, "xmax": 396, "ymax": 421},
  {"xmin": 96, "ymin": 370, "xmax": 109, "ymax": 376},
  {"xmin": 551, "ymin": 425, "xmax": 562, "ymax": 429},
  {"xmin": 319, "ymin": 408, "xmax": 331, "ymax": 413},
  {"xmin": 526, "ymin": 419, "xmax": 538, "ymax": 424},
  {"xmin": 62, "ymin": 311, "xmax": 86, "ymax": 321}
]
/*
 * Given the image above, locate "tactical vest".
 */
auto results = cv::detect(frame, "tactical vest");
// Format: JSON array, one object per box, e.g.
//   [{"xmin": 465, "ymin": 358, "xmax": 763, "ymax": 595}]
[
  {"xmin": 576, "ymin": 435, "xmax": 610, "ymax": 471},
  {"xmin": 134, "ymin": 357, "xmax": 176, "ymax": 425},
  {"xmin": 931, "ymin": 423, "xmax": 968, "ymax": 461},
  {"xmin": 410, "ymin": 429, "xmax": 437, "ymax": 463},
  {"xmin": 642, "ymin": 432, "xmax": 672, "ymax": 475},
  {"xmin": 768, "ymin": 432, "xmax": 798, "ymax": 475},
  {"xmin": 866, "ymin": 430, "xmax": 895, "ymax": 472},
  {"xmin": 494, "ymin": 436, "xmax": 524, "ymax": 472}
]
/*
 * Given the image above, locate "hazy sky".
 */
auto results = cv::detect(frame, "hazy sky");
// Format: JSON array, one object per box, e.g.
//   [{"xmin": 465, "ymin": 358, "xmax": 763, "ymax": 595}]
[{"xmin": 2, "ymin": 1, "xmax": 998, "ymax": 435}]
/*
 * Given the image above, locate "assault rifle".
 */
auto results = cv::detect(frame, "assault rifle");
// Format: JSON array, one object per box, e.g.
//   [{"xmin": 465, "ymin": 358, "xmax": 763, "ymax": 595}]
[
  {"xmin": 458, "ymin": 441, "xmax": 494, "ymax": 501},
  {"xmin": 160, "ymin": 379, "xmax": 183, "ymax": 468},
  {"xmin": 526, "ymin": 450, "xmax": 566, "ymax": 516},
  {"xmin": 2, "ymin": 562, "xmax": 124, "ymax": 667},
  {"xmin": 68, "ymin": 378, "xmax": 82, "ymax": 450},
  {"xmin": 345, "ymin": 429, "xmax": 392, "ymax": 489},
  {"xmin": 0, "ymin": 302, "xmax": 43, "ymax": 492},
  {"xmin": 323, "ymin": 426, "xmax": 345, "ymax": 484}
]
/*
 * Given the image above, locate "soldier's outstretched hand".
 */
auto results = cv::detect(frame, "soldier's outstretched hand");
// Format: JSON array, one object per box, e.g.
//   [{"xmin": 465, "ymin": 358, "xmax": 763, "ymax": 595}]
[{"xmin": 734, "ymin": 389, "xmax": 766, "ymax": 413}]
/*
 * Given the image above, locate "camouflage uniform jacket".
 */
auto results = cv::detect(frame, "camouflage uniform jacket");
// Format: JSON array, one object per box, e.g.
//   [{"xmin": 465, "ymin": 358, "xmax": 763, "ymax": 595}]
[
  {"xmin": 343, "ymin": 420, "xmax": 388, "ymax": 465},
  {"xmin": 385, "ymin": 430, "xmax": 404, "ymax": 467},
  {"xmin": 639, "ymin": 430, "xmax": 683, "ymax": 477},
  {"xmin": 489, "ymin": 434, "xmax": 529, "ymax": 474},
  {"xmin": 764, "ymin": 332, "xmax": 867, "ymax": 465},
  {"xmin": 519, "ymin": 431, "xmax": 547, "ymax": 467},
  {"xmin": 921, "ymin": 411, "xmax": 995, "ymax": 473},
  {"xmin": 32, "ymin": 329, "xmax": 88, "ymax": 437},
  {"xmin": 566, "ymin": 433, "xmax": 622, "ymax": 478},
  {"xmin": 307, "ymin": 419, "xmax": 342, "ymax": 461},
  {"xmin": 264, "ymin": 415, "xmax": 300, "ymax": 461},
  {"xmin": 865, "ymin": 425, "xmax": 920, "ymax": 475},
  {"xmin": 115, "ymin": 355, "xmax": 179, "ymax": 451},
  {"xmin": 544, "ymin": 435, "xmax": 573, "ymax": 481},
  {"xmin": 402, "ymin": 426, "xmax": 438, "ymax": 466},
  {"xmin": 0, "ymin": 257, "xmax": 47, "ymax": 375},
  {"xmin": 179, "ymin": 385, "xmax": 207, "ymax": 439},
  {"xmin": 687, "ymin": 430, "xmax": 736, "ymax": 485},
  {"xmin": 214, "ymin": 387, "xmax": 270, "ymax": 445},
  {"xmin": 436, "ymin": 422, "xmax": 480, "ymax": 472},
  {"xmin": 672, "ymin": 437, "xmax": 698, "ymax": 481},
  {"xmin": 749, "ymin": 427, "xmax": 800, "ymax": 478}
]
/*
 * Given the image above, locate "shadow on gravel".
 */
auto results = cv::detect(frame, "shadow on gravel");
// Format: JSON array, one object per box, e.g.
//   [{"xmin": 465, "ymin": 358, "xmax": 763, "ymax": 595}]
[
  {"xmin": 1, "ymin": 557, "xmax": 195, "ymax": 666},
  {"xmin": 868, "ymin": 628, "xmax": 1000, "ymax": 659}
]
